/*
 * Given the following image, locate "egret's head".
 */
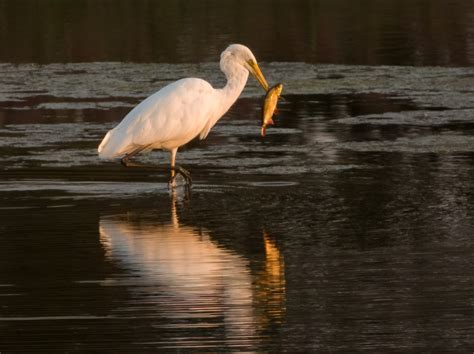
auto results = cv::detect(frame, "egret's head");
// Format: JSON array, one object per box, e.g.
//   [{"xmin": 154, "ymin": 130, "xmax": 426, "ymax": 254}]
[{"xmin": 221, "ymin": 44, "xmax": 269, "ymax": 92}]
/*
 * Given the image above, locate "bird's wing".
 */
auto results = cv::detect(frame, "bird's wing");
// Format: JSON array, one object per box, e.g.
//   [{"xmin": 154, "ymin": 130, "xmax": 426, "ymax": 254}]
[
  {"xmin": 98, "ymin": 78, "xmax": 216, "ymax": 158},
  {"xmin": 127, "ymin": 78, "xmax": 216, "ymax": 144}
]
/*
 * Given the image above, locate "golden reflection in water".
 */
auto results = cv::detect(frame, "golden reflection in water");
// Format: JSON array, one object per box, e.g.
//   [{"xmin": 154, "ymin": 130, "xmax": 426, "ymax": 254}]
[
  {"xmin": 255, "ymin": 231, "xmax": 286, "ymax": 326},
  {"xmin": 99, "ymin": 191, "xmax": 285, "ymax": 346}
]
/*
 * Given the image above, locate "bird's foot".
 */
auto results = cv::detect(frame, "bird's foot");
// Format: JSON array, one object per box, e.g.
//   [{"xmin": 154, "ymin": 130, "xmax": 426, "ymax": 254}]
[
  {"xmin": 121, "ymin": 155, "xmax": 130, "ymax": 167},
  {"xmin": 168, "ymin": 166, "xmax": 192, "ymax": 189},
  {"xmin": 177, "ymin": 166, "xmax": 192, "ymax": 185},
  {"xmin": 121, "ymin": 156, "xmax": 146, "ymax": 168}
]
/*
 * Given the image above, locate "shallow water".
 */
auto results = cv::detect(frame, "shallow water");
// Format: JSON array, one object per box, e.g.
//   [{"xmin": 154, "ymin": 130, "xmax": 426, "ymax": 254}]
[
  {"xmin": 1, "ymin": 61, "xmax": 473, "ymax": 351},
  {"xmin": 1, "ymin": 0, "xmax": 474, "ymax": 350}
]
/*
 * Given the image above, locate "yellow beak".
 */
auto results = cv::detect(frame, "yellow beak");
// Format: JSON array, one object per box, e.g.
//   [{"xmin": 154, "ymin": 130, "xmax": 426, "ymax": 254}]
[{"xmin": 247, "ymin": 59, "xmax": 269, "ymax": 92}]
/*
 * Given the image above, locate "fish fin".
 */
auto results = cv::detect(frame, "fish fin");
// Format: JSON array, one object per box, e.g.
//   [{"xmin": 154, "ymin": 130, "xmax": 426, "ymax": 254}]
[
  {"xmin": 274, "ymin": 108, "xmax": 279, "ymax": 115},
  {"xmin": 269, "ymin": 118, "xmax": 275, "ymax": 125},
  {"xmin": 261, "ymin": 126, "xmax": 266, "ymax": 137}
]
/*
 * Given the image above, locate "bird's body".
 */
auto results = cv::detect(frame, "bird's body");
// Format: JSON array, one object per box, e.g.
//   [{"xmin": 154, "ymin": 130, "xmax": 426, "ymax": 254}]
[
  {"xmin": 98, "ymin": 79, "xmax": 214, "ymax": 158},
  {"xmin": 98, "ymin": 44, "xmax": 269, "ymax": 186},
  {"xmin": 99, "ymin": 77, "xmax": 241, "ymax": 158}
]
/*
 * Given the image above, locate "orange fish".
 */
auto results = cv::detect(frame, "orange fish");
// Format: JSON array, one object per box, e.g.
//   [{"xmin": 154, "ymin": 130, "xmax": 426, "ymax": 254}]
[{"xmin": 261, "ymin": 83, "xmax": 283, "ymax": 137}]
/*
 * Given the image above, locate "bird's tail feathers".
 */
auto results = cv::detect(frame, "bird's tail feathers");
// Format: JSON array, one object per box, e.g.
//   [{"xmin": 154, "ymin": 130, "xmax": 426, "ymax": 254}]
[
  {"xmin": 98, "ymin": 131, "xmax": 116, "ymax": 159},
  {"xmin": 98, "ymin": 129, "xmax": 133, "ymax": 160}
]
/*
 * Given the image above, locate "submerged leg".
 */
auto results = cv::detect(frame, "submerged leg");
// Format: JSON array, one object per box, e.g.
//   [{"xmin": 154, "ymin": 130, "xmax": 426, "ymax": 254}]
[
  {"xmin": 168, "ymin": 148, "xmax": 192, "ymax": 188},
  {"xmin": 120, "ymin": 145, "xmax": 191, "ymax": 187}
]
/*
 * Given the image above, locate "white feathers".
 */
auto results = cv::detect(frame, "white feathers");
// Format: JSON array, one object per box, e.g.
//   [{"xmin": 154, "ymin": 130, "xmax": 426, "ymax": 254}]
[
  {"xmin": 98, "ymin": 44, "xmax": 264, "ymax": 164},
  {"xmin": 98, "ymin": 78, "xmax": 215, "ymax": 159}
]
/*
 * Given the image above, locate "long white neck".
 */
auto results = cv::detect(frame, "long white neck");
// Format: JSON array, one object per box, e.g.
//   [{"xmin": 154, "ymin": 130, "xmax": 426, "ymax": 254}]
[{"xmin": 215, "ymin": 61, "xmax": 249, "ymax": 119}]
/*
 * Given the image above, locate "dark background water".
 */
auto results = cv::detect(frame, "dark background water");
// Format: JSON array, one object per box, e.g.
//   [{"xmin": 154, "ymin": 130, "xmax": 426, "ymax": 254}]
[
  {"xmin": 1, "ymin": 0, "xmax": 474, "ymax": 66},
  {"xmin": 1, "ymin": 0, "xmax": 474, "ymax": 352}
]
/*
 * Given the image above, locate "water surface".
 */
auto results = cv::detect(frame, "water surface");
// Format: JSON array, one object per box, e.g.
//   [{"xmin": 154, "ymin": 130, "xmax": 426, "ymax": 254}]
[
  {"xmin": 1, "ymin": 1, "xmax": 474, "ymax": 351},
  {"xmin": 1, "ymin": 0, "xmax": 474, "ymax": 66},
  {"xmin": 1, "ymin": 61, "xmax": 473, "ymax": 351}
]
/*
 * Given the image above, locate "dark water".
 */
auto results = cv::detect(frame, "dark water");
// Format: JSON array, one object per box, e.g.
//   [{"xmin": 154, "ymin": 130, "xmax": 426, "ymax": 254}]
[
  {"xmin": 1, "ymin": 0, "xmax": 474, "ymax": 66},
  {"xmin": 1, "ymin": 1, "xmax": 474, "ymax": 352}
]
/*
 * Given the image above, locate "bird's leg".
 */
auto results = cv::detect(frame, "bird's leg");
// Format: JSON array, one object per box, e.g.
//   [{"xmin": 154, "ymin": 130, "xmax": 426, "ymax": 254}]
[
  {"xmin": 168, "ymin": 148, "xmax": 177, "ymax": 189},
  {"xmin": 168, "ymin": 148, "xmax": 192, "ymax": 188},
  {"xmin": 121, "ymin": 145, "xmax": 150, "ymax": 167},
  {"xmin": 121, "ymin": 155, "xmax": 131, "ymax": 167}
]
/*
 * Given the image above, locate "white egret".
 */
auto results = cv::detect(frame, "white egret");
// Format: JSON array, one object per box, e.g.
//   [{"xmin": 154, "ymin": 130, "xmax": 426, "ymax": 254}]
[{"xmin": 98, "ymin": 44, "xmax": 269, "ymax": 186}]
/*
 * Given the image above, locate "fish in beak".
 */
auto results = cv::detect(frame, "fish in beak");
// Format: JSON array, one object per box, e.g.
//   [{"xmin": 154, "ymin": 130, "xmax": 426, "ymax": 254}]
[{"xmin": 261, "ymin": 83, "xmax": 283, "ymax": 137}]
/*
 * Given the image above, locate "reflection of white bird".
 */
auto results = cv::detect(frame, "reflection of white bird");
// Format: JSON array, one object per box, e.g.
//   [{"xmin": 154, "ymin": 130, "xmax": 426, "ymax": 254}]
[
  {"xmin": 99, "ymin": 192, "xmax": 286, "ymax": 347},
  {"xmin": 99, "ymin": 195, "xmax": 257, "ymax": 344},
  {"xmin": 98, "ymin": 44, "xmax": 269, "ymax": 186}
]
